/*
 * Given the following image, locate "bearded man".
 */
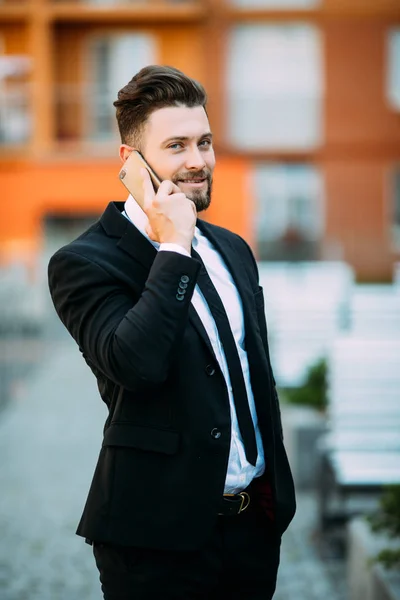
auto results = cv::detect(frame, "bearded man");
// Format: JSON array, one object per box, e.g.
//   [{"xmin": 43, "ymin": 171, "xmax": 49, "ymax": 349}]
[{"xmin": 48, "ymin": 65, "xmax": 296, "ymax": 600}]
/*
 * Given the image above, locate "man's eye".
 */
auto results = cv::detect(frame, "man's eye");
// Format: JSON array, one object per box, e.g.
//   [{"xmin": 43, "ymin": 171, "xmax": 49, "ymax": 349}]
[
  {"xmin": 168, "ymin": 143, "xmax": 183, "ymax": 150},
  {"xmin": 199, "ymin": 139, "xmax": 212, "ymax": 148}
]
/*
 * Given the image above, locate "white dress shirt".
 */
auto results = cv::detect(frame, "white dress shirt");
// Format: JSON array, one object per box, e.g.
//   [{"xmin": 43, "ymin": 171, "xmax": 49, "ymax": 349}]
[{"xmin": 123, "ymin": 195, "xmax": 265, "ymax": 493}]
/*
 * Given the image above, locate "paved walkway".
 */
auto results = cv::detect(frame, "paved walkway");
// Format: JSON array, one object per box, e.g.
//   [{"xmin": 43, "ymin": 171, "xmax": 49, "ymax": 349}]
[{"xmin": 0, "ymin": 340, "xmax": 348, "ymax": 600}]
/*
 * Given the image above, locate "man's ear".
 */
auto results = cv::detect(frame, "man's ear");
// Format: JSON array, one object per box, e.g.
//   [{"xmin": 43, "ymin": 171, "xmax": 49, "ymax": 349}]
[{"xmin": 119, "ymin": 144, "xmax": 133, "ymax": 163}]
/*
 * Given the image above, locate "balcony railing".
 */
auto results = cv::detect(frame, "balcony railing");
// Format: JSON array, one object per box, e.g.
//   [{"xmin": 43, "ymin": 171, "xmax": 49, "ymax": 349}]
[
  {"xmin": 0, "ymin": 0, "xmax": 28, "ymax": 5},
  {"xmin": 50, "ymin": 0, "xmax": 196, "ymax": 4}
]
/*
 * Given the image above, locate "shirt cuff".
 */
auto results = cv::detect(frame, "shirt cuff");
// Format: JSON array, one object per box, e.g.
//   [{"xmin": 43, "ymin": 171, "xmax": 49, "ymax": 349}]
[{"xmin": 159, "ymin": 243, "xmax": 191, "ymax": 258}]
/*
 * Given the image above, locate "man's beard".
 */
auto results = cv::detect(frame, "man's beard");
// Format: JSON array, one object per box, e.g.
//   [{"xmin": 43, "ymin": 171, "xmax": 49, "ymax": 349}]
[{"xmin": 172, "ymin": 170, "xmax": 213, "ymax": 213}]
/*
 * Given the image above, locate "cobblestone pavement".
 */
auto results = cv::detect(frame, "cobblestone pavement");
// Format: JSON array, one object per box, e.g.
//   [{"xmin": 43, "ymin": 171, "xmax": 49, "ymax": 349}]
[
  {"xmin": 0, "ymin": 340, "xmax": 348, "ymax": 600},
  {"xmin": 275, "ymin": 496, "xmax": 348, "ymax": 600}
]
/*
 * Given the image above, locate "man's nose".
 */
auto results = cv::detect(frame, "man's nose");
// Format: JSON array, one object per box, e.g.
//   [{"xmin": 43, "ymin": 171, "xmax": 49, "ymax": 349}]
[{"xmin": 185, "ymin": 146, "xmax": 206, "ymax": 170}]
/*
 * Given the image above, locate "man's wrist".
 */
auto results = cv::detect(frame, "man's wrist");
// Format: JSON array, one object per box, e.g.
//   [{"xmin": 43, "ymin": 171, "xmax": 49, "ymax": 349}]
[
  {"xmin": 159, "ymin": 243, "xmax": 191, "ymax": 258},
  {"xmin": 160, "ymin": 235, "xmax": 192, "ymax": 254}
]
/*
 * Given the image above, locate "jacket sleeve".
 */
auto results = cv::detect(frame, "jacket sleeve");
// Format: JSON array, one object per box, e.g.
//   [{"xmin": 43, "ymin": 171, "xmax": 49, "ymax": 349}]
[{"xmin": 48, "ymin": 248, "xmax": 200, "ymax": 391}]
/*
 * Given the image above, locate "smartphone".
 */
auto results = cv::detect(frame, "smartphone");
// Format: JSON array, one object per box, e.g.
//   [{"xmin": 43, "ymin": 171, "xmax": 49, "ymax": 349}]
[{"xmin": 118, "ymin": 150, "xmax": 162, "ymax": 209}]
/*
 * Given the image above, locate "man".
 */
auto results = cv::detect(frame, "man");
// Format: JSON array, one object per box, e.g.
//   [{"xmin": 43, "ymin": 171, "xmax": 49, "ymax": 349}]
[{"xmin": 48, "ymin": 65, "xmax": 295, "ymax": 600}]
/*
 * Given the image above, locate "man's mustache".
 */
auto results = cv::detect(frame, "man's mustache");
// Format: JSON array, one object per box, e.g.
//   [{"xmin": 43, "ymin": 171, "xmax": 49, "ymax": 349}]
[{"xmin": 173, "ymin": 171, "xmax": 211, "ymax": 182}]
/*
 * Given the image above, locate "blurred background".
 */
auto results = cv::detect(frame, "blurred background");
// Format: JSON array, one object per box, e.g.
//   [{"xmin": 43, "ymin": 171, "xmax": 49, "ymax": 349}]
[{"xmin": 0, "ymin": 0, "xmax": 400, "ymax": 599}]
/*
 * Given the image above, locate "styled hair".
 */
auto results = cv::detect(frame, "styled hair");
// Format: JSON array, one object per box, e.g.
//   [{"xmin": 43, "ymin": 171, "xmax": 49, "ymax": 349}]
[{"xmin": 113, "ymin": 65, "xmax": 207, "ymax": 148}]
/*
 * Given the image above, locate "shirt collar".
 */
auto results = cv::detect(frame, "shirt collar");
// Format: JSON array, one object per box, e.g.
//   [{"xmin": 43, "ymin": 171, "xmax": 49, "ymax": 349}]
[
  {"xmin": 124, "ymin": 195, "xmax": 155, "ymax": 244},
  {"xmin": 123, "ymin": 195, "xmax": 200, "ymax": 249}
]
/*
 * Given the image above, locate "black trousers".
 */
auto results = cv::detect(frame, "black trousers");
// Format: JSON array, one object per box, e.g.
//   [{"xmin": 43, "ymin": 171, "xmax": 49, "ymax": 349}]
[{"xmin": 92, "ymin": 504, "xmax": 281, "ymax": 600}]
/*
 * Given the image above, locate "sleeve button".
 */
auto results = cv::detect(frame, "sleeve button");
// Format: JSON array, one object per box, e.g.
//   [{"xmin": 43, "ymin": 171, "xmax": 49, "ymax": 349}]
[
  {"xmin": 176, "ymin": 294, "xmax": 185, "ymax": 301},
  {"xmin": 180, "ymin": 275, "xmax": 190, "ymax": 283},
  {"xmin": 211, "ymin": 428, "xmax": 222, "ymax": 439}
]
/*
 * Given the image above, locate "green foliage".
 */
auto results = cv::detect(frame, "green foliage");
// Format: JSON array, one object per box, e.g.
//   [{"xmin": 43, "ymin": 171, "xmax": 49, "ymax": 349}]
[
  {"xmin": 282, "ymin": 358, "xmax": 328, "ymax": 412},
  {"xmin": 368, "ymin": 485, "xmax": 400, "ymax": 570},
  {"xmin": 375, "ymin": 549, "xmax": 400, "ymax": 570}
]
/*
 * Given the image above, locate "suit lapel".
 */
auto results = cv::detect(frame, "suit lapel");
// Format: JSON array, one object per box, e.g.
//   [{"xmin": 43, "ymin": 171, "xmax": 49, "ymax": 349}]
[
  {"xmin": 117, "ymin": 229, "xmax": 157, "ymax": 271},
  {"xmin": 100, "ymin": 201, "xmax": 157, "ymax": 271},
  {"xmin": 196, "ymin": 219, "xmax": 258, "ymax": 328},
  {"xmin": 195, "ymin": 219, "xmax": 269, "ymax": 370},
  {"xmin": 188, "ymin": 305, "xmax": 218, "ymax": 361},
  {"xmin": 190, "ymin": 218, "xmax": 261, "ymax": 361}
]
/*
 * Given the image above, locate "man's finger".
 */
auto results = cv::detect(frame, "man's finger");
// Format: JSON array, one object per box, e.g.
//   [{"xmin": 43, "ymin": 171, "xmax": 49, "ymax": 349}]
[
  {"xmin": 158, "ymin": 180, "xmax": 176, "ymax": 196},
  {"xmin": 141, "ymin": 168, "xmax": 156, "ymax": 210},
  {"xmin": 170, "ymin": 182, "xmax": 182, "ymax": 194}
]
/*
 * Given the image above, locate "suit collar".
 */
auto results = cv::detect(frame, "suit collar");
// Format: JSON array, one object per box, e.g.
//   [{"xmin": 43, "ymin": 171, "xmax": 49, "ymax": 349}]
[
  {"xmin": 100, "ymin": 201, "xmax": 157, "ymax": 270},
  {"xmin": 100, "ymin": 201, "xmax": 128, "ymax": 238},
  {"xmin": 124, "ymin": 195, "xmax": 159, "ymax": 246},
  {"xmin": 100, "ymin": 202, "xmax": 206, "ymax": 271}
]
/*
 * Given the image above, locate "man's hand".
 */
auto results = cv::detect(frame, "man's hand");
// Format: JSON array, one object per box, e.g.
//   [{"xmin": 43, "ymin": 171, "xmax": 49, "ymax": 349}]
[{"xmin": 141, "ymin": 168, "xmax": 196, "ymax": 255}]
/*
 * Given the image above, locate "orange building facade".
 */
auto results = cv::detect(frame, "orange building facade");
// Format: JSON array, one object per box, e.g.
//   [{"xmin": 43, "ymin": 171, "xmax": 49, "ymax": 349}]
[{"xmin": 0, "ymin": 0, "xmax": 400, "ymax": 280}]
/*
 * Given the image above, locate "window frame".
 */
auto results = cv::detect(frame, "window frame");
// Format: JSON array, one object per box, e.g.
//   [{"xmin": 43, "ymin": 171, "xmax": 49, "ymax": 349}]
[
  {"xmin": 251, "ymin": 161, "xmax": 325, "ymax": 261},
  {"xmin": 224, "ymin": 22, "xmax": 324, "ymax": 152},
  {"xmin": 82, "ymin": 30, "xmax": 158, "ymax": 145}
]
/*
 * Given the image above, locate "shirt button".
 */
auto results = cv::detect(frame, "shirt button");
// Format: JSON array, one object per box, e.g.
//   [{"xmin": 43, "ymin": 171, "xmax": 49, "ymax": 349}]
[
  {"xmin": 181, "ymin": 275, "xmax": 190, "ymax": 283},
  {"xmin": 211, "ymin": 428, "xmax": 221, "ymax": 439},
  {"xmin": 205, "ymin": 364, "xmax": 216, "ymax": 376}
]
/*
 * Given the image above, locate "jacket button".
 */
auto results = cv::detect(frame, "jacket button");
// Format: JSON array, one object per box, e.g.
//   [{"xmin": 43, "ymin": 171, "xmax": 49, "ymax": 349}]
[
  {"xmin": 181, "ymin": 275, "xmax": 190, "ymax": 283},
  {"xmin": 176, "ymin": 294, "xmax": 185, "ymax": 301},
  {"xmin": 211, "ymin": 428, "xmax": 221, "ymax": 439},
  {"xmin": 178, "ymin": 282, "xmax": 188, "ymax": 290},
  {"xmin": 177, "ymin": 287, "xmax": 186, "ymax": 295},
  {"xmin": 205, "ymin": 364, "xmax": 216, "ymax": 376}
]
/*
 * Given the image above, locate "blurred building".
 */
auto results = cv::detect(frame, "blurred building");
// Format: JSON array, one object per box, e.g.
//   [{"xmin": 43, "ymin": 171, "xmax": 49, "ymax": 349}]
[{"xmin": 0, "ymin": 0, "xmax": 399, "ymax": 280}]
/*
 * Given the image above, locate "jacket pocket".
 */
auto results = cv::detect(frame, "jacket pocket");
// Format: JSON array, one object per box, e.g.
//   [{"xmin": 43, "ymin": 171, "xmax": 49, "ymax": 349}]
[{"xmin": 102, "ymin": 423, "xmax": 180, "ymax": 455}]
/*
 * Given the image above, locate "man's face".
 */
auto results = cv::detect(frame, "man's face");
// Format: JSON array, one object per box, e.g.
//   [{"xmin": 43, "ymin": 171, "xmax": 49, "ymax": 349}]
[{"xmin": 123, "ymin": 105, "xmax": 215, "ymax": 213}]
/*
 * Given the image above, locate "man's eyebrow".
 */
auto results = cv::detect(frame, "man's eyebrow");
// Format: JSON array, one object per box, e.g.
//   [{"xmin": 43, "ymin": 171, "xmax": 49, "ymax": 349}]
[{"xmin": 162, "ymin": 132, "xmax": 213, "ymax": 145}]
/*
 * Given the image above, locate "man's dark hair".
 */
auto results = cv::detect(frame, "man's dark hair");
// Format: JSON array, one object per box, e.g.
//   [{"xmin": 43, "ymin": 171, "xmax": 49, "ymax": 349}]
[{"xmin": 113, "ymin": 65, "xmax": 207, "ymax": 148}]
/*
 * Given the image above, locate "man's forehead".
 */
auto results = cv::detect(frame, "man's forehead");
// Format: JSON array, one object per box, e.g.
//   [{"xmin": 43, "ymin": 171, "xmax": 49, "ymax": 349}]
[{"xmin": 146, "ymin": 105, "xmax": 210, "ymax": 140}]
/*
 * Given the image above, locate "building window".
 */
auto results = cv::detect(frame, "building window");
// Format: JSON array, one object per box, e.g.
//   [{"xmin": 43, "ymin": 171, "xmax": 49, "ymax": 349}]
[
  {"xmin": 85, "ymin": 33, "xmax": 157, "ymax": 141},
  {"xmin": 387, "ymin": 28, "xmax": 400, "ymax": 111},
  {"xmin": 392, "ymin": 166, "xmax": 400, "ymax": 249},
  {"xmin": 226, "ymin": 24, "xmax": 323, "ymax": 150},
  {"xmin": 230, "ymin": 0, "xmax": 320, "ymax": 7},
  {"xmin": 0, "ymin": 53, "xmax": 32, "ymax": 145},
  {"xmin": 253, "ymin": 163, "xmax": 324, "ymax": 261}
]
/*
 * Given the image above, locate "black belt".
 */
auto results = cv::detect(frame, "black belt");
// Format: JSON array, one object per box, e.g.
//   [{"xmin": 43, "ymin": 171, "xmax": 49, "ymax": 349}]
[{"xmin": 218, "ymin": 490, "xmax": 251, "ymax": 517}]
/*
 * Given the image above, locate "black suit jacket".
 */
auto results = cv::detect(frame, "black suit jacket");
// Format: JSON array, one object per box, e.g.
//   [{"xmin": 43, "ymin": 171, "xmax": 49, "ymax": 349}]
[{"xmin": 48, "ymin": 201, "xmax": 296, "ymax": 551}]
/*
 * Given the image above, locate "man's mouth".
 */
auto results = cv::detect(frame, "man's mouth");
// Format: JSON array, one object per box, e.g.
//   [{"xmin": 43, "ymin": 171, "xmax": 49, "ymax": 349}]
[{"xmin": 178, "ymin": 178, "xmax": 207, "ymax": 185}]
